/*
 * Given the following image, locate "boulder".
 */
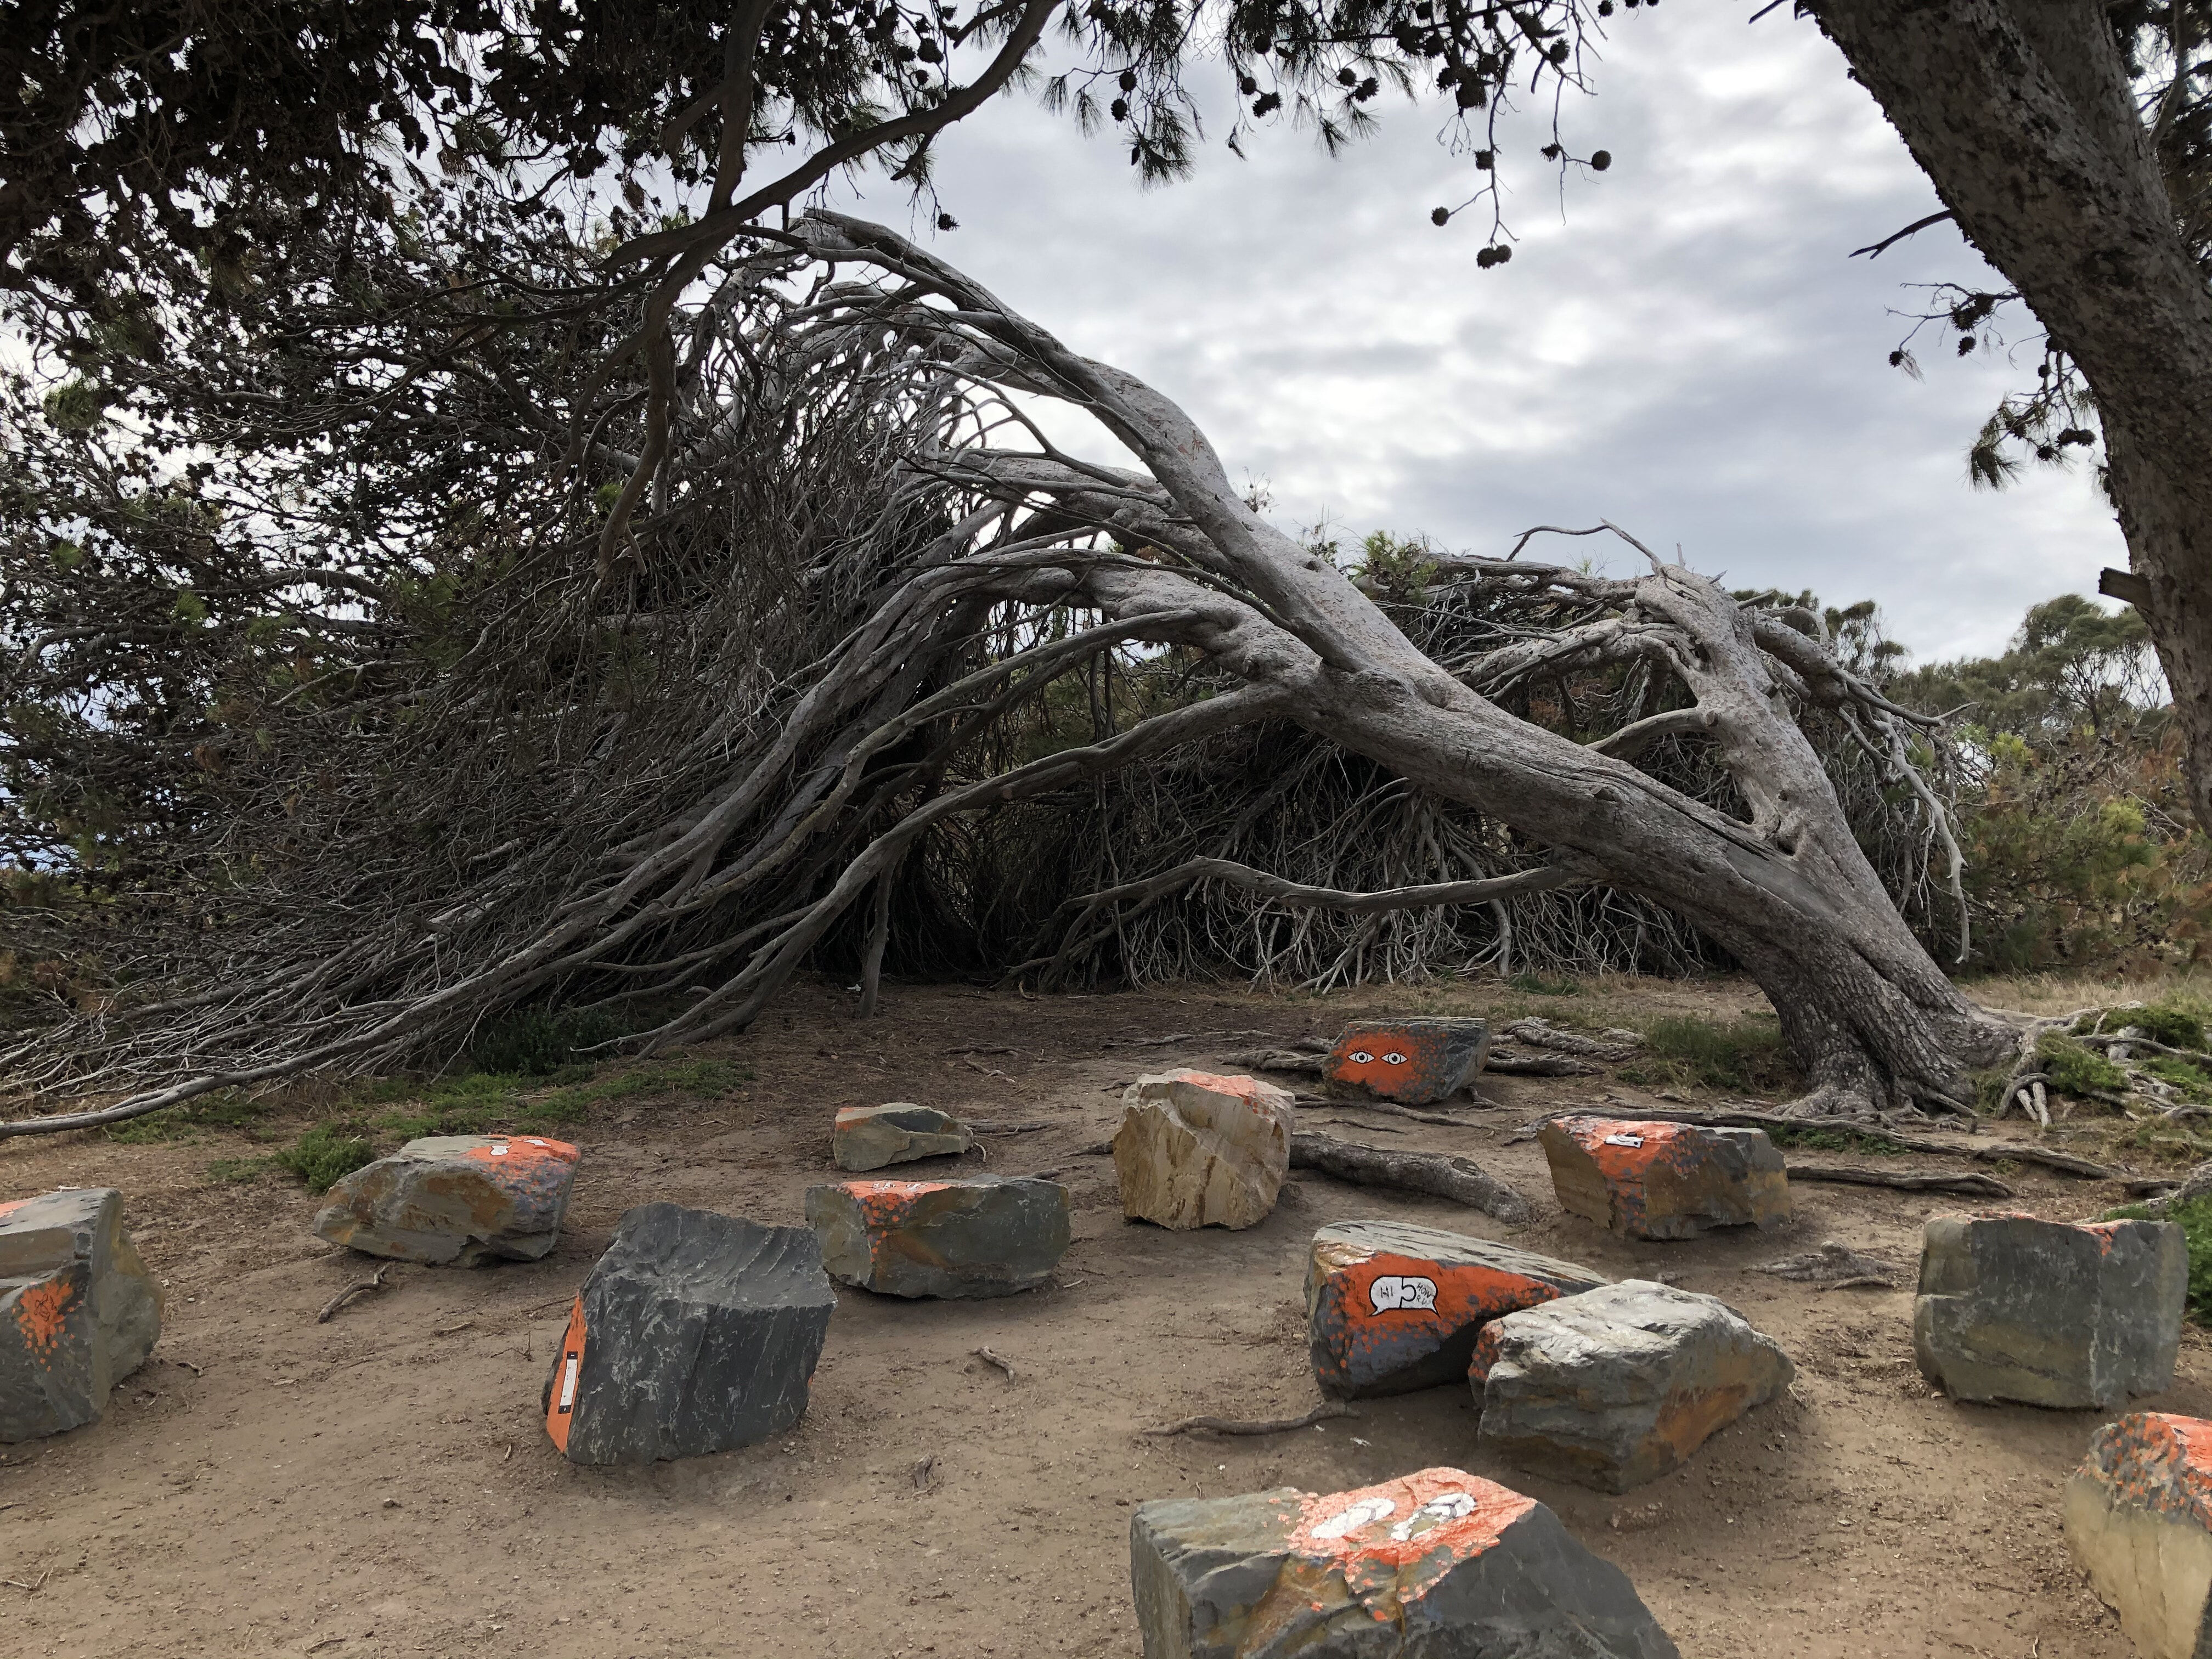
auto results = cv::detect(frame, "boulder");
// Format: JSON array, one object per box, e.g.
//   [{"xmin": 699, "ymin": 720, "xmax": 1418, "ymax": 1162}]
[
  {"xmin": 831, "ymin": 1102, "xmax": 975, "ymax": 1172},
  {"xmin": 1322, "ymin": 1018, "xmax": 1491, "ymax": 1105},
  {"xmin": 805, "ymin": 1176, "xmax": 1071, "ymax": 1298},
  {"xmin": 1130, "ymin": 1465, "xmax": 1679, "ymax": 1658},
  {"xmin": 0, "ymin": 1188, "xmax": 163, "ymax": 1444},
  {"xmin": 1539, "ymin": 1116, "xmax": 1789, "ymax": 1240},
  {"xmin": 1474, "ymin": 1280, "xmax": 1794, "ymax": 1493},
  {"xmin": 313, "ymin": 1133, "xmax": 580, "ymax": 1266},
  {"xmin": 543, "ymin": 1202, "xmax": 833, "ymax": 1465},
  {"xmin": 1304, "ymin": 1220, "xmax": 1609, "ymax": 1398},
  {"xmin": 1912, "ymin": 1212, "xmax": 2184, "ymax": 1408},
  {"xmin": 2064, "ymin": 1412, "xmax": 2212, "ymax": 1659},
  {"xmin": 1115, "ymin": 1070, "xmax": 1296, "ymax": 1231}
]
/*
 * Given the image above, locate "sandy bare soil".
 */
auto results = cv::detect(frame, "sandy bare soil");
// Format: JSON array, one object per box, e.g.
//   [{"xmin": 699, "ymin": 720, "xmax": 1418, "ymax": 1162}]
[{"xmin": 2, "ymin": 973, "xmax": 2200, "ymax": 1658}]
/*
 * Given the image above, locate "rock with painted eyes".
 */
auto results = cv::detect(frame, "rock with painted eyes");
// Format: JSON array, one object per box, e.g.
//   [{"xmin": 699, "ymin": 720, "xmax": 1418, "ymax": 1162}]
[
  {"xmin": 543, "ymin": 1202, "xmax": 833, "ymax": 1465},
  {"xmin": 313, "ymin": 1133, "xmax": 582, "ymax": 1265},
  {"xmin": 0, "ymin": 1187, "xmax": 163, "ymax": 1443},
  {"xmin": 1114, "ymin": 1069, "xmax": 1297, "ymax": 1230},
  {"xmin": 1130, "ymin": 1465, "xmax": 1679, "ymax": 1657},
  {"xmin": 1322, "ymin": 1018, "xmax": 1489, "ymax": 1104}
]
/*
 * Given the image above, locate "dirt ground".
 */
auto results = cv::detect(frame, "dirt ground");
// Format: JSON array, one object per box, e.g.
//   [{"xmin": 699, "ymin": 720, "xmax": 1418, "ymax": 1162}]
[{"xmin": 2, "ymin": 972, "xmax": 2201, "ymax": 1658}]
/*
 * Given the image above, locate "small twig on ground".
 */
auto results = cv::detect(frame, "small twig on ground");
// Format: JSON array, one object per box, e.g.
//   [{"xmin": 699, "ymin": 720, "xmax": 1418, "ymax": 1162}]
[
  {"xmin": 973, "ymin": 1346, "xmax": 1018, "ymax": 1382},
  {"xmin": 3, "ymin": 1569, "xmax": 50, "ymax": 1592},
  {"xmin": 965, "ymin": 1120, "xmax": 1050, "ymax": 1135},
  {"xmin": 432, "ymin": 1319, "xmax": 475, "ymax": 1336},
  {"xmin": 168, "ymin": 1356, "xmax": 204, "ymax": 1375},
  {"xmin": 1143, "ymin": 1402, "xmax": 1359, "ymax": 1437},
  {"xmin": 1819, "ymin": 1276, "xmax": 1898, "ymax": 1291},
  {"xmin": 911, "ymin": 1454, "xmax": 939, "ymax": 1492},
  {"xmin": 315, "ymin": 1263, "xmax": 394, "ymax": 1324},
  {"xmin": 501, "ymin": 1441, "xmax": 515, "ymax": 1462},
  {"xmin": 961, "ymin": 1056, "xmax": 1012, "ymax": 1080}
]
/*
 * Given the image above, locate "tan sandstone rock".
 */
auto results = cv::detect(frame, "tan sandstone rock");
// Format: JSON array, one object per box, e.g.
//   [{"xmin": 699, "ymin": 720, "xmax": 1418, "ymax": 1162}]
[
  {"xmin": 1114, "ymin": 1069, "xmax": 1295, "ymax": 1231},
  {"xmin": 2064, "ymin": 1413, "xmax": 2212, "ymax": 1658}
]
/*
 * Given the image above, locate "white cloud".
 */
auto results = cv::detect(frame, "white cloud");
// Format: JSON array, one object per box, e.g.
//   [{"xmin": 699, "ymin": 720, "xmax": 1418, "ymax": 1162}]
[{"xmin": 838, "ymin": 5, "xmax": 2124, "ymax": 664}]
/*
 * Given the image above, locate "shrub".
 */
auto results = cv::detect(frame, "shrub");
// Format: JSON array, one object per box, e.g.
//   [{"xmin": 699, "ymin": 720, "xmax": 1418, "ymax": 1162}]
[
  {"xmin": 272, "ymin": 1123, "xmax": 377, "ymax": 1193},
  {"xmin": 105, "ymin": 1090, "xmax": 268, "ymax": 1143},
  {"xmin": 1615, "ymin": 1015, "xmax": 1795, "ymax": 1094},
  {"xmin": 2106, "ymin": 1198, "xmax": 2212, "ymax": 1325},
  {"xmin": 464, "ymin": 1005, "xmax": 632, "ymax": 1075},
  {"xmin": 2036, "ymin": 1032, "xmax": 2129, "ymax": 1095}
]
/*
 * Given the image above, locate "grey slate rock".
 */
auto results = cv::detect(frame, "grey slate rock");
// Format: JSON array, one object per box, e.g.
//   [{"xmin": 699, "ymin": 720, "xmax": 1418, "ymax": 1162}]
[
  {"xmin": 314, "ymin": 1133, "xmax": 580, "ymax": 1265},
  {"xmin": 832, "ymin": 1103, "xmax": 975, "ymax": 1172},
  {"xmin": 1475, "ymin": 1280, "xmax": 1794, "ymax": 1493},
  {"xmin": 541, "ymin": 1203, "xmax": 833, "ymax": 1465},
  {"xmin": 1, "ymin": 1187, "xmax": 163, "ymax": 1443},
  {"xmin": 1913, "ymin": 1212, "xmax": 2185, "ymax": 1408},
  {"xmin": 805, "ymin": 1175, "xmax": 1071, "ymax": 1298},
  {"xmin": 1131, "ymin": 1465, "xmax": 1679, "ymax": 1658}
]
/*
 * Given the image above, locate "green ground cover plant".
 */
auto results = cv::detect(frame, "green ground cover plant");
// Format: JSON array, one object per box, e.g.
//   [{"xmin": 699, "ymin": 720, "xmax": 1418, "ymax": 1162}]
[
  {"xmin": 1615, "ymin": 1014, "xmax": 1796, "ymax": 1094},
  {"xmin": 2104, "ymin": 1197, "xmax": 2212, "ymax": 1325}
]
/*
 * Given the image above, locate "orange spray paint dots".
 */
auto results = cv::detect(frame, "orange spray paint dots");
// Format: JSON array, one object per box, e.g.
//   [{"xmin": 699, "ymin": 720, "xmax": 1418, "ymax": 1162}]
[{"xmin": 15, "ymin": 1277, "xmax": 77, "ymax": 1360}]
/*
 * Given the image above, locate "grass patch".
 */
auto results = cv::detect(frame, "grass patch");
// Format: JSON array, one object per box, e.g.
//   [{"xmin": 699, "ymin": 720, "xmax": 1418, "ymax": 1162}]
[
  {"xmin": 1762, "ymin": 1124, "xmax": 1908, "ymax": 1156},
  {"xmin": 2036, "ymin": 1032, "xmax": 2130, "ymax": 1095},
  {"xmin": 203, "ymin": 1154, "xmax": 272, "ymax": 1184},
  {"xmin": 368, "ymin": 1056, "xmax": 749, "ymax": 1142},
  {"xmin": 2072, "ymin": 999, "xmax": 2210, "ymax": 1051},
  {"xmin": 272, "ymin": 1122, "xmax": 377, "ymax": 1193},
  {"xmin": 1615, "ymin": 1014, "xmax": 1795, "ymax": 1094},
  {"xmin": 2105, "ymin": 1196, "xmax": 2212, "ymax": 1324},
  {"xmin": 104, "ymin": 1090, "xmax": 268, "ymax": 1144},
  {"xmin": 2146, "ymin": 1056, "xmax": 2212, "ymax": 1103},
  {"xmin": 1505, "ymin": 972, "xmax": 1579, "ymax": 997}
]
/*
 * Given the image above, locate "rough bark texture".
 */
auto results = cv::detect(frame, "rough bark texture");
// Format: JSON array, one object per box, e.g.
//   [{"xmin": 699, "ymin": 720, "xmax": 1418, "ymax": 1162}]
[{"xmin": 1813, "ymin": 0, "xmax": 2212, "ymax": 830}]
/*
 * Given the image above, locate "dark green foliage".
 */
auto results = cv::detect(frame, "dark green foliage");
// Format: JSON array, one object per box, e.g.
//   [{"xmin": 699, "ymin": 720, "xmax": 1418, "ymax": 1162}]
[
  {"xmin": 1762, "ymin": 1125, "xmax": 1906, "ymax": 1156},
  {"xmin": 104, "ymin": 1090, "xmax": 268, "ymax": 1143},
  {"xmin": 1506, "ymin": 972, "xmax": 1580, "ymax": 996},
  {"xmin": 464, "ymin": 1007, "xmax": 633, "ymax": 1076},
  {"xmin": 368, "ymin": 1056, "xmax": 746, "ymax": 1141},
  {"xmin": 2130, "ymin": 1002, "xmax": 2209, "ymax": 1050},
  {"xmin": 2145, "ymin": 1056, "xmax": 2212, "ymax": 1102},
  {"xmin": 272, "ymin": 1122, "xmax": 376, "ymax": 1193},
  {"xmin": 203, "ymin": 1155, "xmax": 272, "ymax": 1184},
  {"xmin": 1615, "ymin": 1014, "xmax": 1795, "ymax": 1094}
]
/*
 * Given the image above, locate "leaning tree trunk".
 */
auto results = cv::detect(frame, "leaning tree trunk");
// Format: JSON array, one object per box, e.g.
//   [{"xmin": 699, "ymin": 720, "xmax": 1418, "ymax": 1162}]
[{"xmin": 1812, "ymin": 0, "xmax": 2212, "ymax": 832}]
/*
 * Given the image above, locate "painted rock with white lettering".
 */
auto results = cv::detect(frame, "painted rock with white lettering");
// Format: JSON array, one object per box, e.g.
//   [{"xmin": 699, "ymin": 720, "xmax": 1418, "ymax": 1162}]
[
  {"xmin": 804, "ymin": 1175, "xmax": 1071, "ymax": 1298},
  {"xmin": 543, "ymin": 1202, "xmax": 833, "ymax": 1465},
  {"xmin": 1114, "ymin": 1070, "xmax": 1296, "ymax": 1231},
  {"xmin": 1130, "ymin": 1465, "xmax": 1679, "ymax": 1658},
  {"xmin": 0, "ymin": 1188, "xmax": 163, "ymax": 1443},
  {"xmin": 1305, "ymin": 1220, "xmax": 1609, "ymax": 1398},
  {"xmin": 313, "ymin": 1133, "xmax": 580, "ymax": 1266},
  {"xmin": 2064, "ymin": 1412, "xmax": 2212, "ymax": 1659},
  {"xmin": 832, "ymin": 1102, "xmax": 975, "ymax": 1172},
  {"xmin": 1323, "ymin": 1018, "xmax": 1491, "ymax": 1104},
  {"xmin": 1473, "ymin": 1280, "xmax": 1794, "ymax": 1493},
  {"xmin": 1539, "ymin": 1116, "xmax": 1789, "ymax": 1240},
  {"xmin": 1914, "ymin": 1212, "xmax": 2185, "ymax": 1408}
]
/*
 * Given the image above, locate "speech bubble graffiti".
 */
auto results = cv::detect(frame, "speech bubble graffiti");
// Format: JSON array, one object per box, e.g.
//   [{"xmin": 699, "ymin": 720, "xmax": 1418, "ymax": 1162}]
[{"xmin": 1369, "ymin": 1274, "xmax": 1439, "ymax": 1314}]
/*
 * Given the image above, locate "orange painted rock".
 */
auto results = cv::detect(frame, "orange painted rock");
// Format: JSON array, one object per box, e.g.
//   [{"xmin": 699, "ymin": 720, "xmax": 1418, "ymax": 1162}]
[
  {"xmin": 1304, "ymin": 1220, "xmax": 1608, "ymax": 1398},
  {"xmin": 543, "ymin": 1202, "xmax": 832, "ymax": 1465},
  {"xmin": 1323, "ymin": 1018, "xmax": 1489, "ymax": 1104},
  {"xmin": 1472, "ymin": 1280, "xmax": 1793, "ymax": 1493},
  {"xmin": 0, "ymin": 1188, "xmax": 163, "ymax": 1443},
  {"xmin": 1914, "ymin": 1213, "xmax": 2185, "ymax": 1408},
  {"xmin": 832, "ymin": 1103, "xmax": 974, "ymax": 1172},
  {"xmin": 2064, "ymin": 1413, "xmax": 2212, "ymax": 1658},
  {"xmin": 1130, "ymin": 1465, "xmax": 1679, "ymax": 1657},
  {"xmin": 313, "ymin": 1133, "xmax": 580, "ymax": 1265},
  {"xmin": 804, "ymin": 1175, "xmax": 1071, "ymax": 1297},
  {"xmin": 1114, "ymin": 1070, "xmax": 1296, "ymax": 1231},
  {"xmin": 1538, "ymin": 1116, "xmax": 1788, "ymax": 1240}
]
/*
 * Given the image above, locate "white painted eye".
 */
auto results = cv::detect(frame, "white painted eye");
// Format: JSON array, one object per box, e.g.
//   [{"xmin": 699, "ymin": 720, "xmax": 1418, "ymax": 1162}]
[
  {"xmin": 1348, "ymin": 1050, "xmax": 1375, "ymax": 1064},
  {"xmin": 1310, "ymin": 1496, "xmax": 1397, "ymax": 1539},
  {"xmin": 1383, "ymin": 1052, "xmax": 1409, "ymax": 1065}
]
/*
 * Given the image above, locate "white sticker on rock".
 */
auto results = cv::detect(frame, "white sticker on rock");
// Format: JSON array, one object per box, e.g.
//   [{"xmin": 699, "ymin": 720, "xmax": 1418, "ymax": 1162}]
[
  {"xmin": 1369, "ymin": 1275, "xmax": 1440, "ymax": 1314},
  {"xmin": 1602, "ymin": 1135, "xmax": 1644, "ymax": 1148}
]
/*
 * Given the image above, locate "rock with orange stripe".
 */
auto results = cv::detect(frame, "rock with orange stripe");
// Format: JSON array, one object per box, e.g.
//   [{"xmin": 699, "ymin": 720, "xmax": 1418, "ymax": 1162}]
[
  {"xmin": 1914, "ymin": 1212, "xmax": 2185, "ymax": 1408},
  {"xmin": 2064, "ymin": 1412, "xmax": 2212, "ymax": 1659},
  {"xmin": 313, "ymin": 1133, "xmax": 581, "ymax": 1266},
  {"xmin": 805, "ymin": 1175, "xmax": 1071, "ymax": 1298},
  {"xmin": 1114, "ymin": 1069, "xmax": 1296, "ymax": 1231},
  {"xmin": 1130, "ymin": 1465, "xmax": 1679, "ymax": 1658},
  {"xmin": 1304, "ymin": 1220, "xmax": 1609, "ymax": 1398},
  {"xmin": 832, "ymin": 1103, "xmax": 975, "ymax": 1172},
  {"xmin": 1323, "ymin": 1018, "xmax": 1490, "ymax": 1105},
  {"xmin": 543, "ymin": 1202, "xmax": 833, "ymax": 1465},
  {"xmin": 1, "ymin": 1188, "xmax": 163, "ymax": 1443},
  {"xmin": 1472, "ymin": 1280, "xmax": 1793, "ymax": 1493},
  {"xmin": 1539, "ymin": 1115, "xmax": 1788, "ymax": 1240}
]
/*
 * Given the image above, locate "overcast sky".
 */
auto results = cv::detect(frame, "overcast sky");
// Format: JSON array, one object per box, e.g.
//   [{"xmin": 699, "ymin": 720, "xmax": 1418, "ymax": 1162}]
[{"xmin": 836, "ymin": 4, "xmax": 2128, "ymax": 665}]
